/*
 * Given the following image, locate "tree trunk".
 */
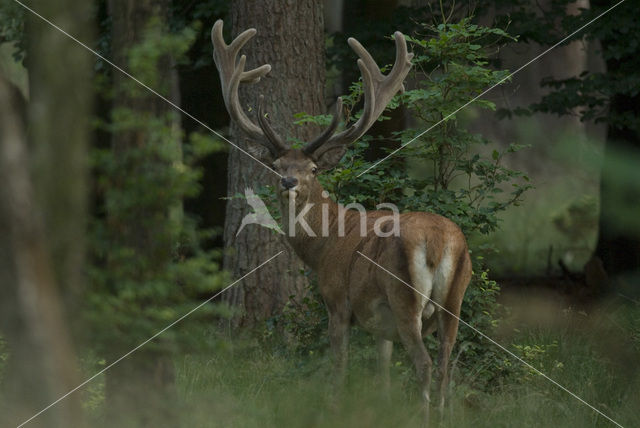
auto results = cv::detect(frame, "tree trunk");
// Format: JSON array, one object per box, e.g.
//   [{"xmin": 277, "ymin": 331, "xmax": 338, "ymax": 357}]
[
  {"xmin": 591, "ymin": 0, "xmax": 640, "ymax": 286},
  {"xmin": 223, "ymin": 0, "xmax": 326, "ymax": 325},
  {"xmin": 105, "ymin": 1, "xmax": 179, "ymax": 426},
  {"xmin": 27, "ymin": 0, "xmax": 92, "ymax": 309},
  {"xmin": 0, "ymin": 0, "xmax": 92, "ymax": 424},
  {"xmin": 0, "ymin": 77, "xmax": 85, "ymax": 428}
]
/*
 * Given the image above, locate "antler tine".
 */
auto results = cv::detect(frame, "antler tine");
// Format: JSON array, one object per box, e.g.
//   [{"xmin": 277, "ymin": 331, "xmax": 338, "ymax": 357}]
[
  {"xmin": 257, "ymin": 95, "xmax": 289, "ymax": 156},
  {"xmin": 211, "ymin": 20, "xmax": 284, "ymax": 153},
  {"xmin": 389, "ymin": 31, "xmax": 414, "ymax": 92},
  {"xmin": 348, "ymin": 37, "xmax": 385, "ymax": 83},
  {"xmin": 302, "ymin": 98, "xmax": 343, "ymax": 155},
  {"xmin": 351, "ymin": 57, "xmax": 377, "ymax": 137},
  {"xmin": 305, "ymin": 31, "xmax": 413, "ymax": 157}
]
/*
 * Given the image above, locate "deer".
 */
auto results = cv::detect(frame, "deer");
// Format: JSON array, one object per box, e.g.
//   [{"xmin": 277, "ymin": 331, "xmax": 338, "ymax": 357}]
[{"xmin": 211, "ymin": 20, "xmax": 472, "ymax": 421}]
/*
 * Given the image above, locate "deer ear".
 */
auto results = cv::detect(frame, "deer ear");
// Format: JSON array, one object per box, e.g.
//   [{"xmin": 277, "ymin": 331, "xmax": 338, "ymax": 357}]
[{"xmin": 313, "ymin": 145, "xmax": 348, "ymax": 171}]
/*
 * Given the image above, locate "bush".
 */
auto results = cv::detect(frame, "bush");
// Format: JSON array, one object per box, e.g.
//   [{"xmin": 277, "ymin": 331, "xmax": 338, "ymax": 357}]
[{"xmin": 85, "ymin": 18, "xmax": 229, "ymax": 356}]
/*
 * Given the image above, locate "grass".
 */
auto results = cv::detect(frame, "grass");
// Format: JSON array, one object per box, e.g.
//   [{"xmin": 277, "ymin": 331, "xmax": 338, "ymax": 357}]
[
  {"xmin": 162, "ymin": 296, "xmax": 639, "ymax": 428},
  {"xmin": 1, "ymin": 293, "xmax": 638, "ymax": 427}
]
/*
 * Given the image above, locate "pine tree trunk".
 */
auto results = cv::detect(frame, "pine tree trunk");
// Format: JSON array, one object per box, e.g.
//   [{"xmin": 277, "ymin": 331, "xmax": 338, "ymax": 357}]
[{"xmin": 223, "ymin": 0, "xmax": 326, "ymax": 325}]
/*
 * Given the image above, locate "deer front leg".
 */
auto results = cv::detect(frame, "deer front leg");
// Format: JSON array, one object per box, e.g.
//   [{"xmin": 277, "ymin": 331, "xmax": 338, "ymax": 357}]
[
  {"xmin": 376, "ymin": 337, "xmax": 393, "ymax": 398},
  {"xmin": 397, "ymin": 316, "xmax": 432, "ymax": 426},
  {"xmin": 328, "ymin": 308, "xmax": 350, "ymax": 392}
]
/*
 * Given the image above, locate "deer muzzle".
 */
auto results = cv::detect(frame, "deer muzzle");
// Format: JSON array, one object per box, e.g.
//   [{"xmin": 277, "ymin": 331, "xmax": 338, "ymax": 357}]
[{"xmin": 281, "ymin": 176, "xmax": 298, "ymax": 190}]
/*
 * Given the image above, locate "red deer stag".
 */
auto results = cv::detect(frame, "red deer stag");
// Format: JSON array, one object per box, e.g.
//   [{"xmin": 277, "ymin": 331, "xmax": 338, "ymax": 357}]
[{"xmin": 212, "ymin": 20, "xmax": 472, "ymax": 420}]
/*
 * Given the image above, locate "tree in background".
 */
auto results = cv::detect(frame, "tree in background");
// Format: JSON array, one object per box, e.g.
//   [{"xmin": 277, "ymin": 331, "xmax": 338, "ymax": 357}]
[
  {"xmin": 100, "ymin": 1, "xmax": 179, "ymax": 425},
  {"xmin": 222, "ymin": 0, "xmax": 326, "ymax": 325},
  {"xmin": 87, "ymin": 1, "xmax": 226, "ymax": 425}
]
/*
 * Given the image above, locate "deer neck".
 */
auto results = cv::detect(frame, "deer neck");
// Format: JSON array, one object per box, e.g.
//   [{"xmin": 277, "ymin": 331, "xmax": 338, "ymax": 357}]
[{"xmin": 280, "ymin": 180, "xmax": 341, "ymax": 270}]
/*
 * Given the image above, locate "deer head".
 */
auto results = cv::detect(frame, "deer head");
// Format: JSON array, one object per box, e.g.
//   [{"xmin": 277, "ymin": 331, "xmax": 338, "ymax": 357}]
[{"xmin": 211, "ymin": 20, "xmax": 413, "ymax": 205}]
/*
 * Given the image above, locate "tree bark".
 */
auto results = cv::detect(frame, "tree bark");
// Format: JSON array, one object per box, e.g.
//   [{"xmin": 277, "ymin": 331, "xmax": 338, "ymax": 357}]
[
  {"xmin": 0, "ymin": 0, "xmax": 92, "ymax": 424},
  {"xmin": 0, "ymin": 76, "xmax": 85, "ymax": 428},
  {"xmin": 223, "ymin": 0, "xmax": 326, "ymax": 325},
  {"xmin": 27, "ymin": 0, "xmax": 92, "ymax": 309}
]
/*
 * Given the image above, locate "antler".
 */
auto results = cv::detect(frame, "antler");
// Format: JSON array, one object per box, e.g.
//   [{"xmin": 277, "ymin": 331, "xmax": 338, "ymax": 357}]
[
  {"xmin": 211, "ymin": 20, "xmax": 288, "ymax": 157},
  {"xmin": 212, "ymin": 20, "xmax": 412, "ymax": 162},
  {"xmin": 303, "ymin": 32, "xmax": 414, "ymax": 158}
]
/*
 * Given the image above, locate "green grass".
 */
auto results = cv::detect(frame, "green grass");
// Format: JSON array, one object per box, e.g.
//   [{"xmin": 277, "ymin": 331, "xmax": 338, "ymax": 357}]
[
  {"xmin": 164, "ymin": 298, "xmax": 639, "ymax": 428},
  {"xmin": 1, "ymin": 298, "xmax": 637, "ymax": 427}
]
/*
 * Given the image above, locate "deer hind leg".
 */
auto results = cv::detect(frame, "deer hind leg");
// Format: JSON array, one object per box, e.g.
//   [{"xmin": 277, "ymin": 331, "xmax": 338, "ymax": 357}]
[
  {"xmin": 435, "ymin": 309, "xmax": 459, "ymax": 416},
  {"xmin": 396, "ymin": 241, "xmax": 435, "ymax": 423},
  {"xmin": 376, "ymin": 337, "xmax": 393, "ymax": 399},
  {"xmin": 435, "ymin": 252, "xmax": 471, "ymax": 416}
]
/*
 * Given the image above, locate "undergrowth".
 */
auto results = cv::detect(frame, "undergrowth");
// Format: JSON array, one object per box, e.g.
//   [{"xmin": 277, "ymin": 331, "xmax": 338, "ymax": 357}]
[{"xmin": 168, "ymin": 297, "xmax": 639, "ymax": 428}]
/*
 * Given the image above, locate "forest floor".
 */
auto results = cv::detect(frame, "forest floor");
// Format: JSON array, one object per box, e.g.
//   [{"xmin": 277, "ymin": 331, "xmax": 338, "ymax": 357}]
[
  {"xmin": 3, "ymin": 274, "xmax": 636, "ymax": 427},
  {"xmin": 171, "ymin": 297, "xmax": 638, "ymax": 428},
  {"xmin": 80, "ymin": 286, "xmax": 638, "ymax": 428}
]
